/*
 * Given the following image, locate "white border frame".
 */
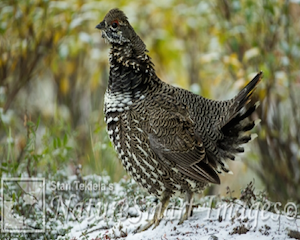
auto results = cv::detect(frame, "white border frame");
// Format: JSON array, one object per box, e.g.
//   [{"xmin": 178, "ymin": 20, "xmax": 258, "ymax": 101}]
[{"xmin": 1, "ymin": 177, "xmax": 45, "ymax": 233}]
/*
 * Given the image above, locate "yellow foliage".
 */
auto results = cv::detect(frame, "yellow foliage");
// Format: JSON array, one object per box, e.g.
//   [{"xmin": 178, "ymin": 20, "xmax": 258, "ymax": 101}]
[
  {"xmin": 90, "ymin": 71, "xmax": 100, "ymax": 91},
  {"xmin": 223, "ymin": 53, "xmax": 241, "ymax": 69},
  {"xmin": 59, "ymin": 77, "xmax": 69, "ymax": 95}
]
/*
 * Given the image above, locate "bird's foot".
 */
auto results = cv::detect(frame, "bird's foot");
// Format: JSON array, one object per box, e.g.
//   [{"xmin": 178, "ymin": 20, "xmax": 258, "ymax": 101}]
[
  {"xmin": 136, "ymin": 219, "xmax": 154, "ymax": 233},
  {"xmin": 178, "ymin": 196, "xmax": 194, "ymax": 225},
  {"xmin": 135, "ymin": 215, "xmax": 163, "ymax": 232},
  {"xmin": 178, "ymin": 209, "xmax": 189, "ymax": 225},
  {"xmin": 135, "ymin": 191, "xmax": 171, "ymax": 233}
]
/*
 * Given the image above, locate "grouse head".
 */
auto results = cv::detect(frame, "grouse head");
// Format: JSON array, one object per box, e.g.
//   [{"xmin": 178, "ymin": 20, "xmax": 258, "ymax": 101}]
[{"xmin": 96, "ymin": 8, "xmax": 146, "ymax": 56}]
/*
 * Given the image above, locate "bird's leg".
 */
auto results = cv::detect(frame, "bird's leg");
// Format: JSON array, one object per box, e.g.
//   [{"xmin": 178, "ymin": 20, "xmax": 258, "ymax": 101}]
[
  {"xmin": 178, "ymin": 191, "xmax": 193, "ymax": 225},
  {"xmin": 152, "ymin": 192, "xmax": 170, "ymax": 228},
  {"xmin": 136, "ymin": 191, "xmax": 171, "ymax": 232}
]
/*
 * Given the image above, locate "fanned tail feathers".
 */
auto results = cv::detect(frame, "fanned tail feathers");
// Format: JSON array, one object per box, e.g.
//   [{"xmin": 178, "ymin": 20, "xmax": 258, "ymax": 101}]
[
  {"xmin": 217, "ymin": 71, "xmax": 262, "ymax": 167},
  {"xmin": 226, "ymin": 71, "xmax": 262, "ymax": 125}
]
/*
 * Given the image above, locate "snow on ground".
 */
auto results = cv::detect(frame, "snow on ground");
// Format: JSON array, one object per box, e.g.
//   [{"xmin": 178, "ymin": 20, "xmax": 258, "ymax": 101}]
[
  {"xmin": 58, "ymin": 179, "xmax": 299, "ymax": 240},
  {"xmin": 65, "ymin": 205, "xmax": 300, "ymax": 240},
  {"xmin": 2, "ymin": 174, "xmax": 299, "ymax": 240},
  {"xmin": 123, "ymin": 208, "xmax": 298, "ymax": 240}
]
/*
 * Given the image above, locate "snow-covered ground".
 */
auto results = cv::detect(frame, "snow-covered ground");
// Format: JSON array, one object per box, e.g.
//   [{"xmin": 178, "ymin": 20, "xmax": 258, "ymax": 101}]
[
  {"xmin": 56, "ymin": 177, "xmax": 299, "ymax": 240},
  {"xmin": 64, "ymin": 203, "xmax": 300, "ymax": 240},
  {"xmin": 2, "ymin": 174, "xmax": 299, "ymax": 239}
]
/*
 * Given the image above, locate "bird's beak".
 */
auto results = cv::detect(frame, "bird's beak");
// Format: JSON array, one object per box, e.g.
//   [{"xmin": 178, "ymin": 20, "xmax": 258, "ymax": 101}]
[{"xmin": 96, "ymin": 21, "xmax": 106, "ymax": 30}]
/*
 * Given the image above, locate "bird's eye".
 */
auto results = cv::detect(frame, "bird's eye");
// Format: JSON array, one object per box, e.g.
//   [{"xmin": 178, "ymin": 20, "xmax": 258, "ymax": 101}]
[{"xmin": 111, "ymin": 20, "xmax": 119, "ymax": 28}]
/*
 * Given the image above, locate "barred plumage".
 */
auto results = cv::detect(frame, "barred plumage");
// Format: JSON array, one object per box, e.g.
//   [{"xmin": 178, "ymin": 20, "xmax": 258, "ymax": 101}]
[{"xmin": 96, "ymin": 8, "xmax": 262, "ymax": 229}]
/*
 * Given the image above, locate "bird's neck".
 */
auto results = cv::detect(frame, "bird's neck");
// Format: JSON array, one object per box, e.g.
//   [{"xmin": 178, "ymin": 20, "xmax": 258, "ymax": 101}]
[
  {"xmin": 109, "ymin": 43, "xmax": 152, "ymax": 68},
  {"xmin": 107, "ymin": 43, "xmax": 159, "ymax": 98}
]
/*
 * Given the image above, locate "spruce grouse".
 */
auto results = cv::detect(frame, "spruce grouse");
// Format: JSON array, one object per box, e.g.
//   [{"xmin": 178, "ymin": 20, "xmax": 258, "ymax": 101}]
[{"xmin": 96, "ymin": 8, "xmax": 261, "ymax": 229}]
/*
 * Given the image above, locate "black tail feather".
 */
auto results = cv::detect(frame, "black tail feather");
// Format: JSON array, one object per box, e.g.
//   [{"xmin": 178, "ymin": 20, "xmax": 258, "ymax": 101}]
[
  {"xmin": 233, "ymin": 71, "xmax": 262, "ymax": 114},
  {"xmin": 224, "ymin": 71, "xmax": 262, "ymax": 127},
  {"xmin": 217, "ymin": 71, "xmax": 262, "ymax": 164}
]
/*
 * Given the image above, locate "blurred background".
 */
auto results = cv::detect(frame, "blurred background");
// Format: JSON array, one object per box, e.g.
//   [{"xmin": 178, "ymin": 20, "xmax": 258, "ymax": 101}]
[{"xmin": 1, "ymin": 0, "xmax": 300, "ymax": 204}]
